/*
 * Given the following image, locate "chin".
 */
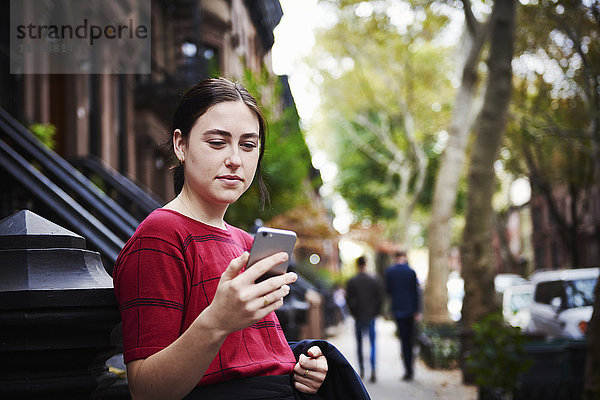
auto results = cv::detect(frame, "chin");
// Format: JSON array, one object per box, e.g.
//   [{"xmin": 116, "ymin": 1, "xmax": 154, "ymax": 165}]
[{"xmin": 218, "ymin": 193, "xmax": 245, "ymax": 205}]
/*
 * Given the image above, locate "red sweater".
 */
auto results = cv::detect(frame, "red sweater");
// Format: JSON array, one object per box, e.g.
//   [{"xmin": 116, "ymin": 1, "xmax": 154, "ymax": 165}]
[{"xmin": 113, "ymin": 209, "xmax": 296, "ymax": 386}]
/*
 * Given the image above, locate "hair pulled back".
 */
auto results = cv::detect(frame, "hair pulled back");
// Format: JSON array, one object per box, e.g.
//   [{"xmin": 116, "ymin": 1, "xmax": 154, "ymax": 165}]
[{"xmin": 171, "ymin": 77, "xmax": 268, "ymax": 205}]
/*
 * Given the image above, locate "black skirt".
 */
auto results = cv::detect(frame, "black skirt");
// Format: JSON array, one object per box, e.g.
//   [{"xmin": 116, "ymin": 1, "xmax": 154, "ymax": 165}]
[{"xmin": 183, "ymin": 374, "xmax": 295, "ymax": 400}]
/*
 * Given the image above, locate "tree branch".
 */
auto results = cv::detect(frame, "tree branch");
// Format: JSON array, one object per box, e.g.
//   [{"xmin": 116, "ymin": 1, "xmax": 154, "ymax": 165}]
[{"xmin": 335, "ymin": 114, "xmax": 392, "ymax": 169}]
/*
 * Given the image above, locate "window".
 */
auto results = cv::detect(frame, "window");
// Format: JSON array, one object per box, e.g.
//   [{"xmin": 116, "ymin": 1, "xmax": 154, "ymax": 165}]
[
  {"xmin": 510, "ymin": 292, "xmax": 533, "ymax": 313},
  {"xmin": 201, "ymin": 45, "xmax": 220, "ymax": 77},
  {"xmin": 564, "ymin": 278, "xmax": 596, "ymax": 308},
  {"xmin": 534, "ymin": 281, "xmax": 564, "ymax": 305}
]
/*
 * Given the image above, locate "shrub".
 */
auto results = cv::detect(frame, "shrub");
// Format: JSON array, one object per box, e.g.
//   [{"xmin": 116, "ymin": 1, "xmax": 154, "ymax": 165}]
[
  {"xmin": 418, "ymin": 323, "xmax": 461, "ymax": 369},
  {"xmin": 30, "ymin": 123, "xmax": 56, "ymax": 149},
  {"xmin": 466, "ymin": 313, "xmax": 532, "ymax": 398}
]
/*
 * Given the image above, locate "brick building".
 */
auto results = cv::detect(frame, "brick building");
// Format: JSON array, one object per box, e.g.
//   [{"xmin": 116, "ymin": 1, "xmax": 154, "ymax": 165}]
[
  {"xmin": 530, "ymin": 184, "xmax": 600, "ymax": 270},
  {"xmin": 1, "ymin": 0, "xmax": 284, "ymax": 203}
]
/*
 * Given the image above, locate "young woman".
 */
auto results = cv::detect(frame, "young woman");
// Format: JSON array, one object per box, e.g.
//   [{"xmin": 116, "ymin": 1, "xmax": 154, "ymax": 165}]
[{"xmin": 113, "ymin": 77, "xmax": 328, "ymax": 400}]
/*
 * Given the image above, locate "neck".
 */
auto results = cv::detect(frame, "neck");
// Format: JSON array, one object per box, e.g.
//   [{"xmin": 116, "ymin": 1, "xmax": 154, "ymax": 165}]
[{"xmin": 177, "ymin": 187, "xmax": 228, "ymax": 229}]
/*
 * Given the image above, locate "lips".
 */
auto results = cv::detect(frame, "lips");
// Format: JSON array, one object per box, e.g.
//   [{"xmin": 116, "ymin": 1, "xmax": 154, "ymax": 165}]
[{"xmin": 217, "ymin": 174, "xmax": 243, "ymax": 182}]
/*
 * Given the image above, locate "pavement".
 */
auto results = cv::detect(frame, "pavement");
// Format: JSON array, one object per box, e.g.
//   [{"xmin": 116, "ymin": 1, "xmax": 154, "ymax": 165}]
[{"xmin": 325, "ymin": 317, "xmax": 477, "ymax": 400}]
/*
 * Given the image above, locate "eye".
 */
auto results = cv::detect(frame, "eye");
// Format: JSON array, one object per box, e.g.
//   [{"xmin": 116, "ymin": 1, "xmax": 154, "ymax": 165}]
[
  {"xmin": 208, "ymin": 140, "xmax": 226, "ymax": 148},
  {"xmin": 241, "ymin": 142, "xmax": 258, "ymax": 151}
]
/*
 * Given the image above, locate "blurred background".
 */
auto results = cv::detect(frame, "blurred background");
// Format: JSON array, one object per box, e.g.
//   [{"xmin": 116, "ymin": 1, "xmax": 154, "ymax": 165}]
[{"xmin": 1, "ymin": 1, "xmax": 599, "ymax": 399}]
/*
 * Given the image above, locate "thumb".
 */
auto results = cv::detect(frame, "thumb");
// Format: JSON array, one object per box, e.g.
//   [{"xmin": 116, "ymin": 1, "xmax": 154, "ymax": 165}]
[{"xmin": 221, "ymin": 252, "xmax": 249, "ymax": 282}]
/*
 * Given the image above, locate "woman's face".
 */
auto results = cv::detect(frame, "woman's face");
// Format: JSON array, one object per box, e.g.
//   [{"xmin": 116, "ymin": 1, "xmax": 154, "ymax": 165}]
[{"xmin": 174, "ymin": 101, "xmax": 261, "ymax": 209}]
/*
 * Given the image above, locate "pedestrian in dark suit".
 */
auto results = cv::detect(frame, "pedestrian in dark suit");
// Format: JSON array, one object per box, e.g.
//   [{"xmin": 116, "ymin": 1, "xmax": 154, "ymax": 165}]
[
  {"xmin": 385, "ymin": 250, "xmax": 421, "ymax": 381},
  {"xmin": 346, "ymin": 256, "xmax": 383, "ymax": 383}
]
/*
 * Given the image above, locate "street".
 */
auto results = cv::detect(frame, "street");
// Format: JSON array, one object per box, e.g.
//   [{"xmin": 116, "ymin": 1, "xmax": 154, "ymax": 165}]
[{"xmin": 326, "ymin": 318, "xmax": 477, "ymax": 400}]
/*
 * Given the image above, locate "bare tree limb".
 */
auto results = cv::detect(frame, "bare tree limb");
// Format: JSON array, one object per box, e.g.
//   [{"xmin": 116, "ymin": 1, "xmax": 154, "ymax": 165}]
[{"xmin": 334, "ymin": 113, "xmax": 393, "ymax": 168}]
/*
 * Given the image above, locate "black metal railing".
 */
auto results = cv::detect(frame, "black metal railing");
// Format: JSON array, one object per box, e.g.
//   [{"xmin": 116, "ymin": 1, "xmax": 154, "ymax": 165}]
[
  {"xmin": 70, "ymin": 155, "xmax": 162, "ymax": 222},
  {"xmin": 0, "ymin": 138, "xmax": 124, "ymax": 264},
  {"xmin": 0, "ymin": 108, "xmax": 138, "ymax": 237},
  {"xmin": 0, "ymin": 107, "xmax": 150, "ymax": 270}
]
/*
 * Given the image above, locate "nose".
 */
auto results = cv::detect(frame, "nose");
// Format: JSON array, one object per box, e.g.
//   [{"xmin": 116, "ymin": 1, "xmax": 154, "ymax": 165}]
[{"xmin": 225, "ymin": 147, "xmax": 242, "ymax": 168}]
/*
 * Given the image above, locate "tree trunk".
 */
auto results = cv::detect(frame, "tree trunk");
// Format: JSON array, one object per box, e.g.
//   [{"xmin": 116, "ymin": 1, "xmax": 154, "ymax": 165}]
[
  {"xmin": 425, "ymin": 64, "xmax": 479, "ymax": 324},
  {"xmin": 493, "ymin": 210, "xmax": 519, "ymax": 274},
  {"xmin": 424, "ymin": 0, "xmax": 488, "ymax": 324},
  {"xmin": 460, "ymin": 0, "xmax": 516, "ymax": 328}
]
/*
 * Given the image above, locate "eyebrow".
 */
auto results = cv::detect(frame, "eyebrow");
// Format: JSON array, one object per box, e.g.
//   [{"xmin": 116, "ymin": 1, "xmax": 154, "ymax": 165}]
[{"xmin": 202, "ymin": 129, "xmax": 259, "ymax": 139}]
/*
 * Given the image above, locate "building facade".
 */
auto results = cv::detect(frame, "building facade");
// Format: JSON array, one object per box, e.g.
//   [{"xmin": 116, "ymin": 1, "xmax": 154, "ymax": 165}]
[
  {"xmin": 530, "ymin": 184, "xmax": 600, "ymax": 270},
  {"xmin": 1, "ymin": 0, "xmax": 283, "ymax": 203}
]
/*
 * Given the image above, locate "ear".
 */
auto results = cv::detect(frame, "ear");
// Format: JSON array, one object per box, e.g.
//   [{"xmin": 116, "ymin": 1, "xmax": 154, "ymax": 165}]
[{"xmin": 173, "ymin": 129, "xmax": 186, "ymax": 163}]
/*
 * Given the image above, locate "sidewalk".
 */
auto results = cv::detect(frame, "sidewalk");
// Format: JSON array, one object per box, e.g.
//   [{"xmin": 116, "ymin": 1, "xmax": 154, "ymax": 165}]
[{"xmin": 326, "ymin": 318, "xmax": 477, "ymax": 400}]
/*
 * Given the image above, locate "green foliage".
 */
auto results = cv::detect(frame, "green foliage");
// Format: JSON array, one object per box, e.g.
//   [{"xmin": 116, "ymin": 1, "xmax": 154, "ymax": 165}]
[
  {"xmin": 29, "ymin": 123, "xmax": 56, "ymax": 149},
  {"xmin": 225, "ymin": 69, "xmax": 316, "ymax": 229},
  {"xmin": 503, "ymin": 0, "xmax": 599, "ymax": 187},
  {"xmin": 309, "ymin": 0, "xmax": 455, "ymax": 241},
  {"xmin": 504, "ymin": 79, "xmax": 595, "ymax": 190},
  {"xmin": 418, "ymin": 323, "xmax": 460, "ymax": 369},
  {"xmin": 466, "ymin": 313, "xmax": 532, "ymax": 393}
]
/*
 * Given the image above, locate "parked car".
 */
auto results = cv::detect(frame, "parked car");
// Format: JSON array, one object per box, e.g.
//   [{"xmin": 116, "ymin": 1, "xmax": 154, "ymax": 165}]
[
  {"xmin": 445, "ymin": 272, "xmax": 528, "ymax": 323},
  {"xmin": 525, "ymin": 267, "xmax": 599, "ymax": 339},
  {"xmin": 494, "ymin": 273, "xmax": 528, "ymax": 310},
  {"xmin": 502, "ymin": 283, "xmax": 533, "ymax": 329},
  {"xmin": 494, "ymin": 273, "xmax": 528, "ymax": 294}
]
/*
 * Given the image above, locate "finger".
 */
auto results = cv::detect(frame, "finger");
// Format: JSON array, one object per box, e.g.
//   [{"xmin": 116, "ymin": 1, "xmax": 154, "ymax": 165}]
[
  {"xmin": 293, "ymin": 374, "xmax": 313, "ymax": 387},
  {"xmin": 297, "ymin": 354, "xmax": 310, "ymax": 368},
  {"xmin": 260, "ymin": 297, "xmax": 285, "ymax": 316},
  {"xmin": 242, "ymin": 252, "xmax": 290, "ymax": 282},
  {"xmin": 220, "ymin": 252, "xmax": 249, "ymax": 281},
  {"xmin": 307, "ymin": 346, "xmax": 322, "ymax": 358},
  {"xmin": 258, "ymin": 285, "xmax": 291, "ymax": 309},
  {"xmin": 293, "ymin": 369, "xmax": 325, "ymax": 392},
  {"xmin": 295, "ymin": 365, "xmax": 326, "ymax": 380},
  {"xmin": 315, "ymin": 355, "xmax": 328, "ymax": 373},
  {"xmin": 255, "ymin": 271, "xmax": 297, "ymax": 296},
  {"xmin": 297, "ymin": 354, "xmax": 328, "ymax": 375},
  {"xmin": 296, "ymin": 355, "xmax": 315, "ymax": 375},
  {"xmin": 294, "ymin": 366, "xmax": 321, "ymax": 380},
  {"xmin": 293, "ymin": 380, "xmax": 317, "ymax": 395},
  {"xmin": 242, "ymin": 272, "xmax": 297, "ymax": 306}
]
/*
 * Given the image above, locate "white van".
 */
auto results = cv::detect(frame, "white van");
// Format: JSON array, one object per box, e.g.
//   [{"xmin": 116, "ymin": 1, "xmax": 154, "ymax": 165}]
[
  {"xmin": 502, "ymin": 283, "xmax": 533, "ymax": 329},
  {"xmin": 525, "ymin": 267, "xmax": 598, "ymax": 339}
]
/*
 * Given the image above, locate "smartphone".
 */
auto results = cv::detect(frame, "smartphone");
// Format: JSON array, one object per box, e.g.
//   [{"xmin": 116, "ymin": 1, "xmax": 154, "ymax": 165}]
[{"xmin": 247, "ymin": 227, "xmax": 297, "ymax": 281}]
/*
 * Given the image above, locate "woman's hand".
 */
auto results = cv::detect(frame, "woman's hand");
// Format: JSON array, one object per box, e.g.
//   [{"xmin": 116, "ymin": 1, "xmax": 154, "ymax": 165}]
[
  {"xmin": 201, "ymin": 251, "xmax": 298, "ymax": 335},
  {"xmin": 293, "ymin": 346, "xmax": 328, "ymax": 394}
]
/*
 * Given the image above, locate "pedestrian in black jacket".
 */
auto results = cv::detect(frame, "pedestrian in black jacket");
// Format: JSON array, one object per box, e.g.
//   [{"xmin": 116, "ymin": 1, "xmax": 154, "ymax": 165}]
[
  {"xmin": 346, "ymin": 256, "xmax": 383, "ymax": 383},
  {"xmin": 385, "ymin": 250, "xmax": 421, "ymax": 381}
]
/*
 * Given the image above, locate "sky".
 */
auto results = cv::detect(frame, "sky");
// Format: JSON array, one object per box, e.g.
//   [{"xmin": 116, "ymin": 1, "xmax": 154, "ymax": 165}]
[
  {"xmin": 271, "ymin": 0, "xmax": 332, "ymax": 123},
  {"xmin": 271, "ymin": 0, "xmax": 357, "ymax": 234}
]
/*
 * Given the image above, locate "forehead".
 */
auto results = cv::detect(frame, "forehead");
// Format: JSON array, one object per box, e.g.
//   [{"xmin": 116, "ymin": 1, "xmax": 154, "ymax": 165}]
[{"xmin": 192, "ymin": 101, "xmax": 260, "ymax": 135}]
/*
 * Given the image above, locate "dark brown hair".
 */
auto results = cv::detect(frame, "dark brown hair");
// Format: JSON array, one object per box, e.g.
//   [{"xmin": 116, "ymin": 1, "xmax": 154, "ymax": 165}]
[
  {"xmin": 394, "ymin": 250, "xmax": 407, "ymax": 258},
  {"xmin": 171, "ymin": 77, "xmax": 268, "ymax": 205},
  {"xmin": 357, "ymin": 256, "xmax": 367, "ymax": 268}
]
